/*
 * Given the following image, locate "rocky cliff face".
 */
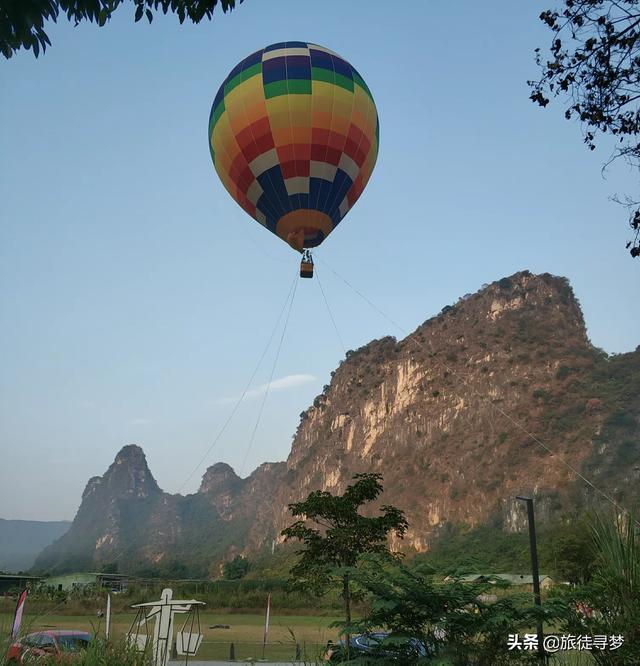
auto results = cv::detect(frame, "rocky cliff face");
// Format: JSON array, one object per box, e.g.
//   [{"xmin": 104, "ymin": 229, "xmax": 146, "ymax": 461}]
[
  {"xmin": 35, "ymin": 445, "xmax": 172, "ymax": 572},
  {"xmin": 261, "ymin": 271, "xmax": 635, "ymax": 551},
  {"xmin": 34, "ymin": 271, "xmax": 640, "ymax": 575}
]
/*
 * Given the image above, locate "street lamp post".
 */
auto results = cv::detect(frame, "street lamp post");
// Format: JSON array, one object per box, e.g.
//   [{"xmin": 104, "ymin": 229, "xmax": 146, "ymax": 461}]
[{"xmin": 516, "ymin": 495, "xmax": 544, "ymax": 660}]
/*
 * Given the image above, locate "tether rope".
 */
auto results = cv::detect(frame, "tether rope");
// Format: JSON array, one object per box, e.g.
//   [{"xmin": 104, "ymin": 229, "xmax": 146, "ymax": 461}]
[
  {"xmin": 178, "ymin": 270, "xmax": 298, "ymax": 493},
  {"xmin": 240, "ymin": 276, "xmax": 299, "ymax": 476},
  {"xmin": 315, "ymin": 265, "xmax": 346, "ymax": 355}
]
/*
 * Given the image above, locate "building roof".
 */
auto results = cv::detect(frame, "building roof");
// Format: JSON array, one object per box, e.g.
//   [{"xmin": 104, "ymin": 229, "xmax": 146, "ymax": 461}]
[
  {"xmin": 40, "ymin": 572, "xmax": 129, "ymax": 579},
  {"xmin": 453, "ymin": 573, "xmax": 552, "ymax": 584}
]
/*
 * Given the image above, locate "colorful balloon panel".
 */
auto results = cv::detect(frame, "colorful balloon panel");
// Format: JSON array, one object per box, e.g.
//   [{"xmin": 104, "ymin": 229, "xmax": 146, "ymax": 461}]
[{"xmin": 209, "ymin": 42, "xmax": 379, "ymax": 249}]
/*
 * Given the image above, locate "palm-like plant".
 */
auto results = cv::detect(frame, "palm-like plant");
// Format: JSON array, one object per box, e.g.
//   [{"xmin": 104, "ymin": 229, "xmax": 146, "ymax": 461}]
[
  {"xmin": 592, "ymin": 514, "xmax": 638, "ymax": 616},
  {"xmin": 563, "ymin": 512, "xmax": 639, "ymax": 665}
]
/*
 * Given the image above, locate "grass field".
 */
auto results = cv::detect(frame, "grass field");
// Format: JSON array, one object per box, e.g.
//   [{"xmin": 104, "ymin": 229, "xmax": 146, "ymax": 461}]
[
  {"xmin": 0, "ymin": 610, "xmax": 601, "ymax": 664},
  {"xmin": 0, "ymin": 610, "xmax": 340, "ymax": 662}
]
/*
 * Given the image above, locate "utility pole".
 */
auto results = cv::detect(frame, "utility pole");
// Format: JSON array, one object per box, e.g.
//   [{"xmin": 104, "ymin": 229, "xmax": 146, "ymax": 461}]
[{"xmin": 516, "ymin": 496, "xmax": 544, "ymax": 661}]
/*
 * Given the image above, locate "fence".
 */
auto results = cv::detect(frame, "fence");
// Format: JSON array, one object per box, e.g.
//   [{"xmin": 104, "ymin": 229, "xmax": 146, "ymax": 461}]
[{"xmin": 172, "ymin": 640, "xmax": 327, "ymax": 662}]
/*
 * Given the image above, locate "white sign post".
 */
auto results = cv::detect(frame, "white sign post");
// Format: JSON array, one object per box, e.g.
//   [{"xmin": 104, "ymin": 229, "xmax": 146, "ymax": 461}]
[
  {"xmin": 262, "ymin": 593, "xmax": 271, "ymax": 659},
  {"xmin": 105, "ymin": 593, "xmax": 111, "ymax": 640}
]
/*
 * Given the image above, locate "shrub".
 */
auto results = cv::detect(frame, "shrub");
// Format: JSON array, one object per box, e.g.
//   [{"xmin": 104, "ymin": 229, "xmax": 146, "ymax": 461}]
[
  {"xmin": 555, "ymin": 365, "xmax": 575, "ymax": 381},
  {"xmin": 347, "ymin": 556, "xmax": 567, "ymax": 666},
  {"xmin": 223, "ymin": 555, "xmax": 250, "ymax": 580},
  {"xmin": 532, "ymin": 388, "xmax": 550, "ymax": 402}
]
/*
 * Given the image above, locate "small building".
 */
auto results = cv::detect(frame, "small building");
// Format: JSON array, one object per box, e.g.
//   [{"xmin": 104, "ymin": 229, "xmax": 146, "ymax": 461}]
[
  {"xmin": 44, "ymin": 573, "xmax": 97, "ymax": 592},
  {"xmin": 447, "ymin": 573, "xmax": 555, "ymax": 589},
  {"xmin": 43, "ymin": 572, "xmax": 129, "ymax": 592},
  {"xmin": 98, "ymin": 572, "xmax": 129, "ymax": 592},
  {"xmin": 0, "ymin": 574, "xmax": 42, "ymax": 595},
  {"xmin": 494, "ymin": 574, "xmax": 555, "ymax": 589}
]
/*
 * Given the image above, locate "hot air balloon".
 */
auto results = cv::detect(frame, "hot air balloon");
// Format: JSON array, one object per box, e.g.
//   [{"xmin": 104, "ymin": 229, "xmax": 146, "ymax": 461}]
[{"xmin": 208, "ymin": 41, "xmax": 379, "ymax": 278}]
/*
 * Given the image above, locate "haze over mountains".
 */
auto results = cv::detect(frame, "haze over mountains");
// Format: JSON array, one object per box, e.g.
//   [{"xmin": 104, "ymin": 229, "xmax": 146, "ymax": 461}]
[
  {"xmin": 0, "ymin": 519, "xmax": 71, "ymax": 572},
  {"xmin": 28, "ymin": 271, "xmax": 640, "ymax": 577}
]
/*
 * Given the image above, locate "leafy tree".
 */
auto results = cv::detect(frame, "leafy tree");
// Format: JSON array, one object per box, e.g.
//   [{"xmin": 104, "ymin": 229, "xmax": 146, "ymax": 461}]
[
  {"xmin": 1, "ymin": 0, "xmax": 242, "ymax": 59},
  {"xmin": 281, "ymin": 473, "xmax": 408, "ymax": 629},
  {"xmin": 100, "ymin": 561, "xmax": 119, "ymax": 574},
  {"xmin": 414, "ymin": 522, "xmax": 531, "ymax": 576},
  {"xmin": 530, "ymin": 0, "xmax": 640, "ymax": 257},
  {"xmin": 539, "ymin": 518, "xmax": 597, "ymax": 584},
  {"xmin": 348, "ymin": 556, "xmax": 567, "ymax": 665},
  {"xmin": 162, "ymin": 558, "xmax": 189, "ymax": 578},
  {"xmin": 223, "ymin": 554, "xmax": 250, "ymax": 580}
]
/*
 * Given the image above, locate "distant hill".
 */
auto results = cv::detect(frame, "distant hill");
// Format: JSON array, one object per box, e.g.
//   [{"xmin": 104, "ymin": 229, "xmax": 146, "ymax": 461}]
[
  {"xmin": 33, "ymin": 446, "xmax": 284, "ymax": 576},
  {"xmin": 0, "ymin": 519, "xmax": 71, "ymax": 572},
  {"xmin": 33, "ymin": 271, "xmax": 640, "ymax": 577}
]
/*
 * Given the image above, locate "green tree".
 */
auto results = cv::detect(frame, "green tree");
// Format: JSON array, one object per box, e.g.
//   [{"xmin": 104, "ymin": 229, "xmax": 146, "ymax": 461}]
[
  {"xmin": 281, "ymin": 473, "xmax": 408, "ymax": 630},
  {"xmin": 530, "ymin": 0, "xmax": 640, "ymax": 257},
  {"xmin": 163, "ymin": 559, "xmax": 189, "ymax": 578},
  {"xmin": 540, "ymin": 519, "xmax": 597, "ymax": 584},
  {"xmin": 1, "ymin": 0, "xmax": 242, "ymax": 59},
  {"xmin": 349, "ymin": 557, "xmax": 567, "ymax": 665},
  {"xmin": 223, "ymin": 554, "xmax": 250, "ymax": 580},
  {"xmin": 100, "ymin": 562, "xmax": 119, "ymax": 574}
]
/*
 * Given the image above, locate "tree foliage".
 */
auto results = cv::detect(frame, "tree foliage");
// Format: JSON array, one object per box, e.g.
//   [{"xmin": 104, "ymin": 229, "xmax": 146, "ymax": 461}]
[
  {"xmin": 558, "ymin": 513, "xmax": 640, "ymax": 665},
  {"xmin": 281, "ymin": 473, "xmax": 408, "ymax": 626},
  {"xmin": 530, "ymin": 0, "xmax": 640, "ymax": 257},
  {"xmin": 539, "ymin": 519, "xmax": 597, "ymax": 584},
  {"xmin": 223, "ymin": 554, "xmax": 250, "ymax": 580},
  {"xmin": 349, "ymin": 557, "xmax": 567, "ymax": 666},
  {"xmin": 100, "ymin": 561, "xmax": 119, "ymax": 574},
  {"xmin": 413, "ymin": 517, "xmax": 599, "ymax": 584},
  {"xmin": 1, "ymin": 0, "xmax": 242, "ymax": 59}
]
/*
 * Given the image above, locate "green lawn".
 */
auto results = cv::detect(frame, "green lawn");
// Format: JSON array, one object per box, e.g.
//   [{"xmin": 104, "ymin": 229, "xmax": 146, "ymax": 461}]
[
  {"xmin": 0, "ymin": 609, "xmax": 599, "ymax": 663},
  {"xmin": 0, "ymin": 610, "xmax": 340, "ymax": 662}
]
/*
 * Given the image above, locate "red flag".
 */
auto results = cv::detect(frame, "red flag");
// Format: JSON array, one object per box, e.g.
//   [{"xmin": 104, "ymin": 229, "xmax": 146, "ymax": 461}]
[{"xmin": 11, "ymin": 589, "xmax": 28, "ymax": 640}]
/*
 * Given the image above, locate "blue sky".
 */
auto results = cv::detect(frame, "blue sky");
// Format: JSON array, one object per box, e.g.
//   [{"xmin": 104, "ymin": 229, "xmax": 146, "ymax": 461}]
[{"xmin": 1, "ymin": 1, "xmax": 638, "ymax": 520}]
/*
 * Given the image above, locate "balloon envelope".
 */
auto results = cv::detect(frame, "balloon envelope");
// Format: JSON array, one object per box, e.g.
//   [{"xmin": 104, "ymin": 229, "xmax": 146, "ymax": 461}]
[{"xmin": 209, "ymin": 41, "xmax": 379, "ymax": 249}]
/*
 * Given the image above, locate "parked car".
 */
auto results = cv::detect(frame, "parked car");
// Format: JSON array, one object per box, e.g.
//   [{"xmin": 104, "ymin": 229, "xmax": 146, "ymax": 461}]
[
  {"xmin": 6, "ymin": 630, "xmax": 92, "ymax": 663},
  {"xmin": 325, "ymin": 632, "xmax": 435, "ymax": 662}
]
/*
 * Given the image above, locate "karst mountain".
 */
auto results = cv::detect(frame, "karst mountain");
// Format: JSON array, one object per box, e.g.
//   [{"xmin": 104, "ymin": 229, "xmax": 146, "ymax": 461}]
[{"xmin": 34, "ymin": 271, "xmax": 640, "ymax": 576}]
